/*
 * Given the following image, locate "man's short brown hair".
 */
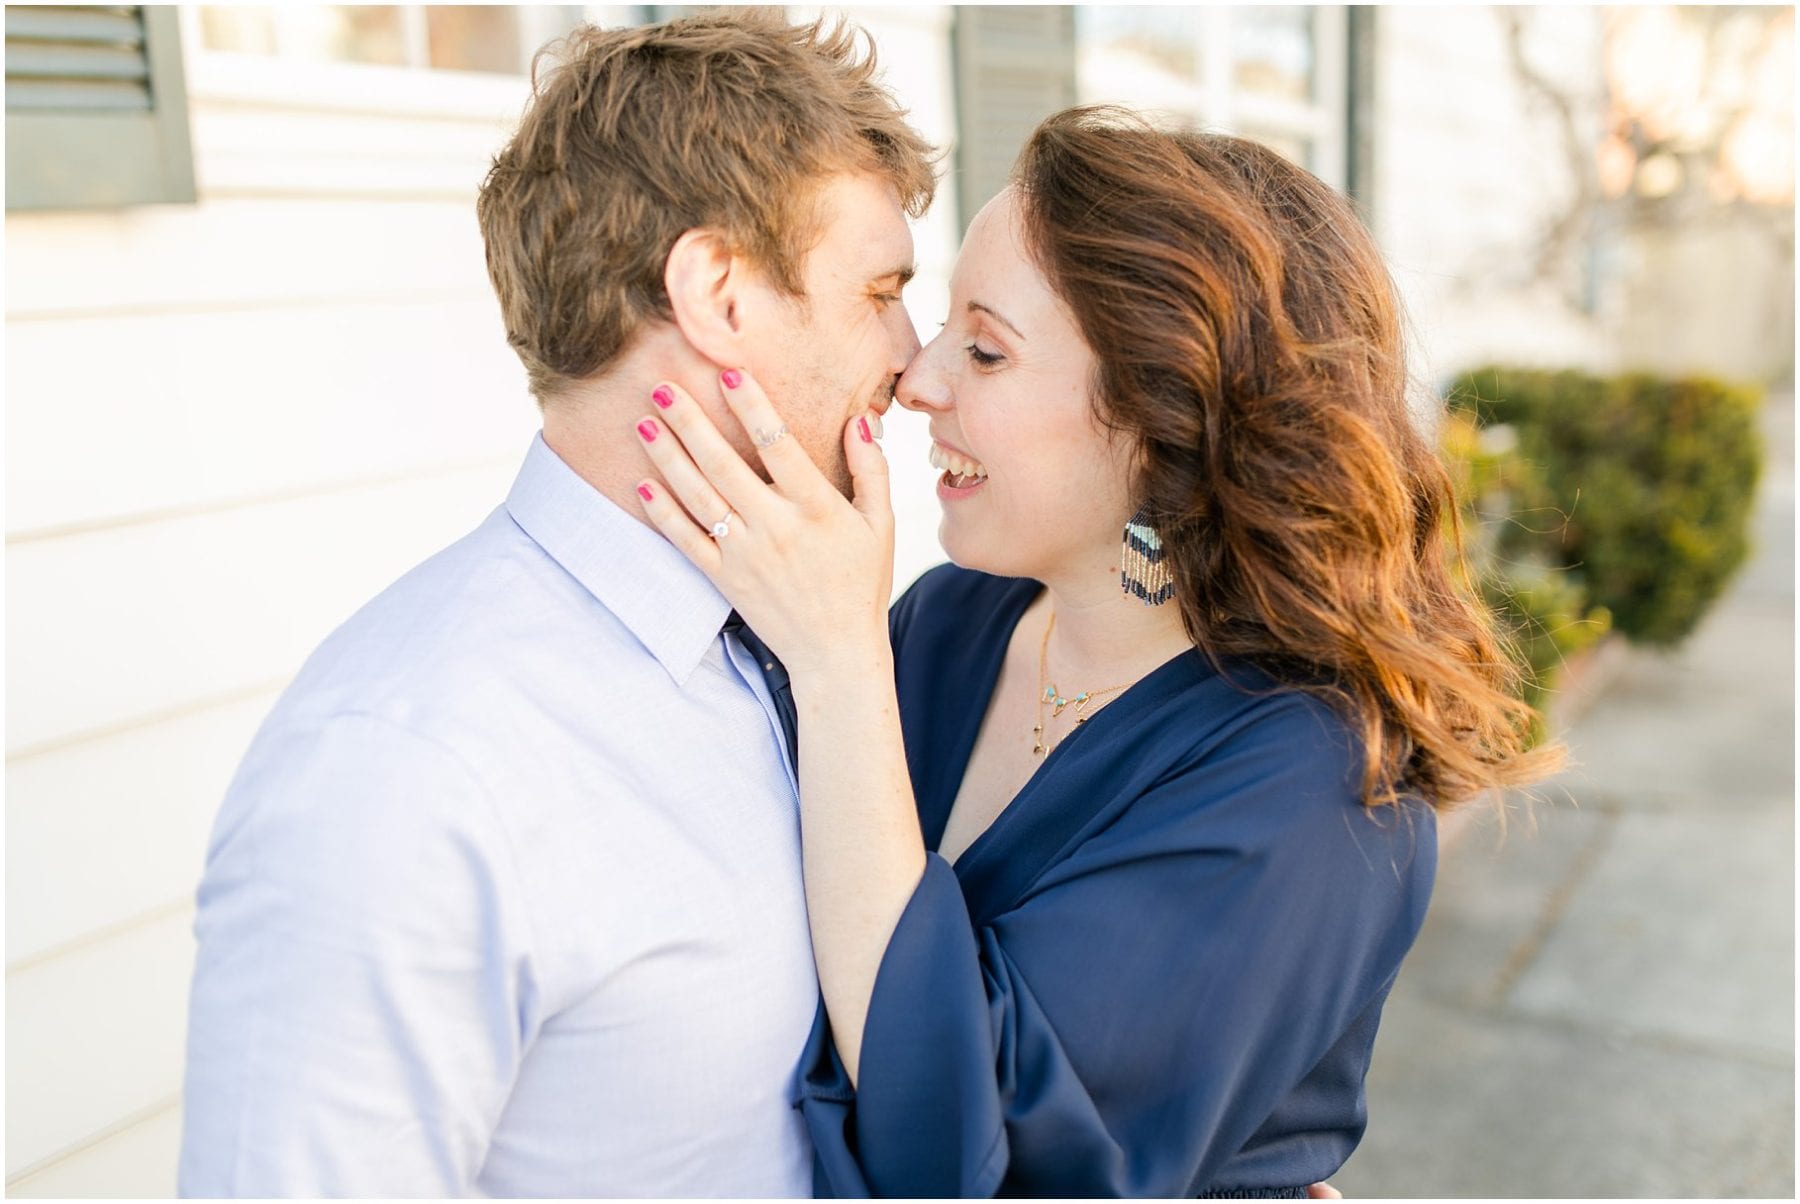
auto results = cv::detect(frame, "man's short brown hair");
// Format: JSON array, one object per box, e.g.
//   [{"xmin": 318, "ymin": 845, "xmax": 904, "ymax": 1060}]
[{"xmin": 476, "ymin": 10, "xmax": 938, "ymax": 403}]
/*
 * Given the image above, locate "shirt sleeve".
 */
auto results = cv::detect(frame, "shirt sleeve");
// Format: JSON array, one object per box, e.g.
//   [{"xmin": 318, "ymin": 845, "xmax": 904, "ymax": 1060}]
[
  {"xmin": 178, "ymin": 711, "xmax": 539, "ymax": 1198},
  {"xmin": 797, "ymin": 697, "xmax": 1436, "ymax": 1198}
]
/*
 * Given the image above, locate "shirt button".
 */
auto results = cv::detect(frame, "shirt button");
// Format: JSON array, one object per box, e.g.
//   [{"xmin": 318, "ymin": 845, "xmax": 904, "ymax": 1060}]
[{"xmin": 764, "ymin": 662, "xmax": 776, "ymax": 671}]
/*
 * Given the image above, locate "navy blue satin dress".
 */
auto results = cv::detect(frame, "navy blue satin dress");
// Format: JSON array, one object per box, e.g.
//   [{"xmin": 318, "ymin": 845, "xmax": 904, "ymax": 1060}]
[{"xmin": 796, "ymin": 565, "xmax": 1437, "ymax": 1197}]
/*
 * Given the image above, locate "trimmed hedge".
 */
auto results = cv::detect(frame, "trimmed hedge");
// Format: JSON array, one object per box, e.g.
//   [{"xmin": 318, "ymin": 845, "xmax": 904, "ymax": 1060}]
[
  {"xmin": 1440, "ymin": 406, "xmax": 1611, "ymax": 726},
  {"xmin": 1450, "ymin": 368, "xmax": 1764, "ymax": 649}
]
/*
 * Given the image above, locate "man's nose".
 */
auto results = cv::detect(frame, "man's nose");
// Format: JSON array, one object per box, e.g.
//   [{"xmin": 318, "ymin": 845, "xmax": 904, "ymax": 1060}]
[
  {"xmin": 878, "ymin": 314, "xmax": 924, "ymax": 416},
  {"xmin": 889, "ymin": 313, "xmax": 923, "ymax": 377}
]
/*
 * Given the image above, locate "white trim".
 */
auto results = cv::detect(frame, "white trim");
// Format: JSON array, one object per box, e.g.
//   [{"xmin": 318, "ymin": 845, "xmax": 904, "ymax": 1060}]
[
  {"xmin": 399, "ymin": 4, "xmax": 433, "ymax": 69},
  {"xmin": 4, "ymin": 1090, "xmax": 185, "ymax": 1190},
  {"xmin": 1233, "ymin": 91, "xmax": 1335, "ymax": 139},
  {"xmin": 185, "ymin": 49, "xmax": 534, "ymax": 123},
  {"xmin": 177, "ymin": 10, "xmax": 536, "ymax": 199},
  {"xmin": 1311, "ymin": 5, "xmax": 1350, "ymax": 189},
  {"xmin": 179, "ymin": 6, "xmax": 555, "ymax": 121},
  {"xmin": 1200, "ymin": 5, "xmax": 1235, "ymax": 130}
]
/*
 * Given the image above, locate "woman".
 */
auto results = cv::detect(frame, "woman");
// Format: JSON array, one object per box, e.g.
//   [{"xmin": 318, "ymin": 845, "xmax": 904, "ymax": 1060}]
[{"xmin": 632, "ymin": 108, "xmax": 1558, "ymax": 1196}]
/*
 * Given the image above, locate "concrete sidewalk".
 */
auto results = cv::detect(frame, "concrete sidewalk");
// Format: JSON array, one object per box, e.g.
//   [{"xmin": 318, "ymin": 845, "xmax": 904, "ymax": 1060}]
[{"xmin": 1337, "ymin": 395, "xmax": 1795, "ymax": 1198}]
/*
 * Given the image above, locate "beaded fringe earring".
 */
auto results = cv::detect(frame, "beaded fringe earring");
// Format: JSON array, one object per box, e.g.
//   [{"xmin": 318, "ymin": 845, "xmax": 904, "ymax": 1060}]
[{"xmin": 1120, "ymin": 505, "xmax": 1175, "ymax": 606}]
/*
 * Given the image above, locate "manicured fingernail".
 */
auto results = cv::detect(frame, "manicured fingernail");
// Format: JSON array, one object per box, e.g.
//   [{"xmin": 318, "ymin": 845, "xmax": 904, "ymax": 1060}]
[
  {"xmin": 858, "ymin": 416, "xmax": 872, "ymax": 444},
  {"xmin": 721, "ymin": 368, "xmax": 743, "ymax": 389},
  {"xmin": 637, "ymin": 419, "xmax": 658, "ymax": 442},
  {"xmin": 869, "ymin": 413, "xmax": 885, "ymax": 439},
  {"xmin": 637, "ymin": 483, "xmax": 655, "ymax": 502},
  {"xmin": 652, "ymin": 386, "xmax": 674, "ymax": 409}
]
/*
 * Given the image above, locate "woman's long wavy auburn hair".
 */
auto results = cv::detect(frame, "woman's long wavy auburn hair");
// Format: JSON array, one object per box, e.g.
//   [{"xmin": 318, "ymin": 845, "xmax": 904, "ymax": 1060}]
[{"xmin": 1014, "ymin": 107, "xmax": 1562, "ymax": 811}]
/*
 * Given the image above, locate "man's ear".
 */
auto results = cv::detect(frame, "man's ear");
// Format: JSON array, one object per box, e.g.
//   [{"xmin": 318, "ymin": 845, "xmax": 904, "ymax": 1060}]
[{"xmin": 664, "ymin": 228, "xmax": 752, "ymax": 367}]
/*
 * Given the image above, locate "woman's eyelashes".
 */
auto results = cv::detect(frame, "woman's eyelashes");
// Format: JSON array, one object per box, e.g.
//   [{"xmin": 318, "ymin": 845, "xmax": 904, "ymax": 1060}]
[
  {"xmin": 937, "ymin": 318, "xmax": 1007, "ymax": 370},
  {"xmin": 965, "ymin": 342, "xmax": 1005, "ymax": 368}
]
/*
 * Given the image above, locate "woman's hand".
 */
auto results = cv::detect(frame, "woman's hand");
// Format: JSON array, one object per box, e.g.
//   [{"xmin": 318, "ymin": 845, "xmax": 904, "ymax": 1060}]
[
  {"xmin": 633, "ymin": 367, "xmax": 895, "ymax": 676},
  {"xmin": 636, "ymin": 368, "xmax": 922, "ymax": 1086}
]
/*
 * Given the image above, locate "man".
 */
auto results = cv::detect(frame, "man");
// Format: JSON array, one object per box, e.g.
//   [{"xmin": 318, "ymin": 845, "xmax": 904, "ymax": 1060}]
[{"xmin": 178, "ymin": 11, "xmax": 934, "ymax": 1196}]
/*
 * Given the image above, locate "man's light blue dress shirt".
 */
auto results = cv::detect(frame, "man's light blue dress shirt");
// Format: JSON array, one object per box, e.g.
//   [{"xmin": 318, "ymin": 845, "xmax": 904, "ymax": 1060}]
[{"xmin": 179, "ymin": 434, "xmax": 817, "ymax": 1197}]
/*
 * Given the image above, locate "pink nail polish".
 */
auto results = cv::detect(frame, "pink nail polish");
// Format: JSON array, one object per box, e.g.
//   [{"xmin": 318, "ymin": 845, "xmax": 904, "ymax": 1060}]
[
  {"xmin": 637, "ymin": 419, "xmax": 658, "ymax": 442},
  {"xmin": 652, "ymin": 386, "xmax": 674, "ymax": 409},
  {"xmin": 637, "ymin": 483, "xmax": 655, "ymax": 502},
  {"xmin": 858, "ymin": 416, "xmax": 872, "ymax": 444},
  {"xmin": 721, "ymin": 368, "xmax": 743, "ymax": 389}
]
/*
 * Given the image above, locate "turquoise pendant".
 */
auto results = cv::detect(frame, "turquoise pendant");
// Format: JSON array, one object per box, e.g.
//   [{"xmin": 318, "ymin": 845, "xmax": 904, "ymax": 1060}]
[{"xmin": 1044, "ymin": 683, "xmax": 1090, "ymax": 718}]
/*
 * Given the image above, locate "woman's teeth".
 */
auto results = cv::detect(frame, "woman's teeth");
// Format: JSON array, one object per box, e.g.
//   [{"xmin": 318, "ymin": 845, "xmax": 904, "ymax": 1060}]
[{"xmin": 928, "ymin": 443, "xmax": 988, "ymax": 485}]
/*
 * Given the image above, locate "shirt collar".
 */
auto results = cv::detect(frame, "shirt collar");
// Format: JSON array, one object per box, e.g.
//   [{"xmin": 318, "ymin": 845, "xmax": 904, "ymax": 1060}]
[{"xmin": 505, "ymin": 432, "xmax": 730, "ymax": 686}]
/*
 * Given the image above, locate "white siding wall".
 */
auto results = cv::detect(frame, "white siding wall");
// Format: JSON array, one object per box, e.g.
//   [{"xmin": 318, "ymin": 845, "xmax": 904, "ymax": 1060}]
[{"xmin": 4, "ymin": 6, "xmax": 957, "ymax": 1195}]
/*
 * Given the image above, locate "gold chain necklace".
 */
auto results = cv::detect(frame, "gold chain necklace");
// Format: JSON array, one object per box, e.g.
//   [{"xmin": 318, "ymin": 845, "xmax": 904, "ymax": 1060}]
[{"xmin": 1032, "ymin": 611, "xmax": 1134, "ymax": 756}]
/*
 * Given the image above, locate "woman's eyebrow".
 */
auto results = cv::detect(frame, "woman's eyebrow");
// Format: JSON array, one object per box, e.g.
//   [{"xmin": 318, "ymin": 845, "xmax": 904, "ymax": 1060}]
[{"xmin": 967, "ymin": 300, "xmax": 1024, "ymax": 340}]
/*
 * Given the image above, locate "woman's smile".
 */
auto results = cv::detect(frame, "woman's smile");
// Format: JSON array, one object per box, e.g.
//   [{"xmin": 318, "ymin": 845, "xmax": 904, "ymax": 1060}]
[{"xmin": 928, "ymin": 439, "xmax": 989, "ymax": 496}]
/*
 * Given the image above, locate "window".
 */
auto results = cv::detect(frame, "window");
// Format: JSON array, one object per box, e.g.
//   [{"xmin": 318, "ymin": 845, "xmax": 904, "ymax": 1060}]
[
  {"xmin": 1075, "ymin": 5, "xmax": 1349, "ymax": 188},
  {"xmin": 175, "ymin": 6, "xmax": 653, "ymax": 201},
  {"xmin": 951, "ymin": 5, "xmax": 1352, "ymax": 232},
  {"xmin": 194, "ymin": 5, "xmax": 598, "ymax": 77},
  {"xmin": 5, "ymin": 5, "xmax": 197, "ymax": 211}
]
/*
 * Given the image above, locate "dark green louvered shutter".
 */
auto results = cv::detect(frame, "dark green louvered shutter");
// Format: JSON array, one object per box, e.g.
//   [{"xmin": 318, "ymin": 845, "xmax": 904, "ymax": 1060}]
[
  {"xmin": 6, "ymin": 4, "xmax": 195, "ymax": 210},
  {"xmin": 950, "ymin": 6, "xmax": 1076, "ymax": 233}
]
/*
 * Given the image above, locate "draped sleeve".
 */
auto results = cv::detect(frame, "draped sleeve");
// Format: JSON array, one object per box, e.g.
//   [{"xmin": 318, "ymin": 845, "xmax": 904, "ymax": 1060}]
[{"xmin": 796, "ymin": 679, "xmax": 1436, "ymax": 1198}]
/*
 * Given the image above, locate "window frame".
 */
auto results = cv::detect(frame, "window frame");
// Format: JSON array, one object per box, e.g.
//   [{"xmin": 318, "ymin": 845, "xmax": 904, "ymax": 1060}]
[
  {"xmin": 182, "ymin": 5, "xmax": 632, "ymax": 105},
  {"xmin": 1074, "ymin": 4, "xmax": 1351, "ymax": 190},
  {"xmin": 173, "ymin": 5, "xmax": 637, "ymax": 202}
]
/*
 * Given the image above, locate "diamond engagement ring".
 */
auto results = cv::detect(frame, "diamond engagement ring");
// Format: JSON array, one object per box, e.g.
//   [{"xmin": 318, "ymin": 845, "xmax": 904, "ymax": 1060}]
[
  {"xmin": 753, "ymin": 423, "xmax": 790, "ymax": 451},
  {"xmin": 709, "ymin": 509, "xmax": 738, "ymax": 540}
]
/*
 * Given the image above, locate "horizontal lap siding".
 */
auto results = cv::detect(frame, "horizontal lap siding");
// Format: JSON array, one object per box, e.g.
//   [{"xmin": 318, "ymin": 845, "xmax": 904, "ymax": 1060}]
[
  {"xmin": 7, "ymin": 461, "xmax": 522, "ymax": 756},
  {"xmin": 7, "ymin": 298, "xmax": 535, "ymax": 538},
  {"xmin": 8, "ymin": 691, "xmax": 274, "ymax": 964},
  {"xmin": 6, "ymin": 40, "xmax": 535, "ymax": 1194},
  {"xmin": 4, "ymin": 198, "xmax": 498, "ymax": 318},
  {"xmin": 7, "ymin": 1104, "xmax": 182, "ymax": 1198},
  {"xmin": 5, "ymin": 909, "xmax": 195, "ymax": 1180}
]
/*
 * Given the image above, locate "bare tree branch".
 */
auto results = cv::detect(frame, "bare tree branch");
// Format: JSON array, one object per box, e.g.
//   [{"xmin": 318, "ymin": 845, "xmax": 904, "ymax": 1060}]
[{"xmin": 1499, "ymin": 6, "xmax": 1601, "ymax": 304}]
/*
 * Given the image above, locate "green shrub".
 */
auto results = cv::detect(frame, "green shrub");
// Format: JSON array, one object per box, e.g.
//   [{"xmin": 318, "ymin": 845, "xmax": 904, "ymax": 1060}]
[
  {"xmin": 1479, "ymin": 563, "xmax": 1613, "ymax": 729},
  {"xmin": 1440, "ymin": 408, "xmax": 1612, "ymax": 733},
  {"xmin": 1450, "ymin": 367, "xmax": 1764, "ymax": 648}
]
